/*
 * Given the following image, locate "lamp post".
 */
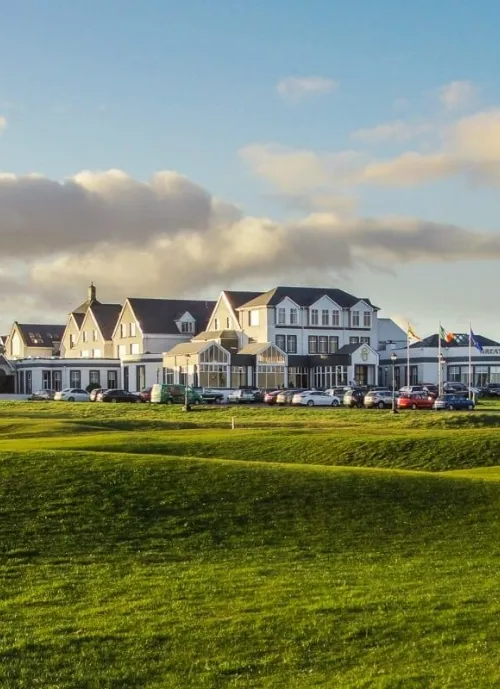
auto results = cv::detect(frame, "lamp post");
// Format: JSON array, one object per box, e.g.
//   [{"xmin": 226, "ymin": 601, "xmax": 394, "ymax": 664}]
[
  {"xmin": 183, "ymin": 354, "xmax": 191, "ymax": 412},
  {"xmin": 391, "ymin": 352, "xmax": 398, "ymax": 414}
]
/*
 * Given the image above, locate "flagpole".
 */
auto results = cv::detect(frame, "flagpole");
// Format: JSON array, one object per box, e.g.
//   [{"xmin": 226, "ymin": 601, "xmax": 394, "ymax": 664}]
[
  {"xmin": 407, "ymin": 323, "xmax": 410, "ymax": 387},
  {"xmin": 468, "ymin": 323, "xmax": 472, "ymax": 400},
  {"xmin": 438, "ymin": 322, "xmax": 442, "ymax": 396}
]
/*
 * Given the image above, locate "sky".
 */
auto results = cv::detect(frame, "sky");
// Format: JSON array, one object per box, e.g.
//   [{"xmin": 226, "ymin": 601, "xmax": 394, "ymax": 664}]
[{"xmin": 2, "ymin": 0, "xmax": 500, "ymax": 338}]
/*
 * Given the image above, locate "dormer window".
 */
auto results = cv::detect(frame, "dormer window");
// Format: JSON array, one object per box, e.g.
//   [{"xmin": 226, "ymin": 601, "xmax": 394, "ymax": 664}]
[
  {"xmin": 290, "ymin": 308, "xmax": 298, "ymax": 325},
  {"xmin": 310, "ymin": 309, "xmax": 319, "ymax": 326},
  {"xmin": 364, "ymin": 311, "xmax": 371, "ymax": 328},
  {"xmin": 332, "ymin": 310, "xmax": 340, "ymax": 326},
  {"xmin": 277, "ymin": 308, "xmax": 286, "ymax": 325},
  {"xmin": 181, "ymin": 321, "xmax": 194, "ymax": 333},
  {"xmin": 352, "ymin": 312, "xmax": 360, "ymax": 327}
]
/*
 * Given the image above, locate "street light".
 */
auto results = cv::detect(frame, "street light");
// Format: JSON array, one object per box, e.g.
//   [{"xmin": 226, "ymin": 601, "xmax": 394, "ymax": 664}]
[
  {"xmin": 183, "ymin": 354, "xmax": 191, "ymax": 412},
  {"xmin": 391, "ymin": 352, "xmax": 398, "ymax": 414}
]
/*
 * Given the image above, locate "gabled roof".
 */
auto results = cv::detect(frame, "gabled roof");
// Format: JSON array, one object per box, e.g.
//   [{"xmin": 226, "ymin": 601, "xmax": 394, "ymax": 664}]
[
  {"xmin": 193, "ymin": 329, "xmax": 238, "ymax": 341},
  {"xmin": 165, "ymin": 341, "xmax": 213, "ymax": 356},
  {"xmin": 237, "ymin": 342, "xmax": 273, "ymax": 355},
  {"xmin": 16, "ymin": 323, "xmax": 65, "ymax": 348},
  {"xmin": 89, "ymin": 304, "xmax": 122, "ymax": 341},
  {"xmin": 0, "ymin": 354, "xmax": 14, "ymax": 371},
  {"xmin": 410, "ymin": 333, "xmax": 500, "ymax": 349},
  {"xmin": 72, "ymin": 312, "xmax": 85, "ymax": 328},
  {"xmin": 239, "ymin": 286, "xmax": 379, "ymax": 310},
  {"xmin": 223, "ymin": 291, "xmax": 263, "ymax": 309},
  {"xmin": 337, "ymin": 343, "xmax": 364, "ymax": 355},
  {"xmin": 127, "ymin": 298, "xmax": 216, "ymax": 335}
]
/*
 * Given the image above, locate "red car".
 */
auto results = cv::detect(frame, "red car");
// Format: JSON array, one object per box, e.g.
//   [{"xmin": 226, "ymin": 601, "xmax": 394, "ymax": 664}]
[
  {"xmin": 137, "ymin": 387, "xmax": 152, "ymax": 403},
  {"xmin": 264, "ymin": 390, "xmax": 281, "ymax": 405},
  {"xmin": 397, "ymin": 393, "xmax": 434, "ymax": 410}
]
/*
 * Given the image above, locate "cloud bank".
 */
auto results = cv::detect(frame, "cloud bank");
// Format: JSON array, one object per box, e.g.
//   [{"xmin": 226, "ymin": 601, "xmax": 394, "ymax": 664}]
[{"xmin": 1, "ymin": 167, "xmax": 500, "ymax": 329}]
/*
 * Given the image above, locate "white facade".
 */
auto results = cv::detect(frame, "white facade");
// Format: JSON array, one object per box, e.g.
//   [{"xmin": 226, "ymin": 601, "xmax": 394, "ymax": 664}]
[
  {"xmin": 121, "ymin": 353, "xmax": 164, "ymax": 392},
  {"xmin": 14, "ymin": 358, "xmax": 121, "ymax": 394}
]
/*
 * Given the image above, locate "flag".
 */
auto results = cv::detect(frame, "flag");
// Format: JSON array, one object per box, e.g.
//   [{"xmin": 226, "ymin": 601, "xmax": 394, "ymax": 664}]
[
  {"xmin": 470, "ymin": 329, "xmax": 484, "ymax": 353},
  {"xmin": 439, "ymin": 324, "xmax": 455, "ymax": 343},
  {"xmin": 407, "ymin": 324, "xmax": 422, "ymax": 341}
]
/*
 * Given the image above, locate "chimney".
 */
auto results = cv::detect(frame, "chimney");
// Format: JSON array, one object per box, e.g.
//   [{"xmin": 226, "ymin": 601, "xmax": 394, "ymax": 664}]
[{"xmin": 88, "ymin": 282, "xmax": 96, "ymax": 302}]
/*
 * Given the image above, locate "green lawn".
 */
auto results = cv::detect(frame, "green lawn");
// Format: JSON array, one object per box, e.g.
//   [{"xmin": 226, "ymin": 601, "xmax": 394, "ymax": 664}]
[{"xmin": 2, "ymin": 402, "xmax": 500, "ymax": 687}]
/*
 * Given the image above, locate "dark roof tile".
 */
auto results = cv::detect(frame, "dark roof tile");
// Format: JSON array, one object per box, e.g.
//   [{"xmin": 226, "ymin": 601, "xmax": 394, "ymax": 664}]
[
  {"xmin": 16, "ymin": 324, "xmax": 65, "ymax": 348},
  {"xmin": 128, "ymin": 298, "xmax": 216, "ymax": 335},
  {"xmin": 89, "ymin": 304, "xmax": 122, "ymax": 340},
  {"xmin": 238, "ymin": 286, "xmax": 378, "ymax": 310},
  {"xmin": 410, "ymin": 333, "xmax": 500, "ymax": 349}
]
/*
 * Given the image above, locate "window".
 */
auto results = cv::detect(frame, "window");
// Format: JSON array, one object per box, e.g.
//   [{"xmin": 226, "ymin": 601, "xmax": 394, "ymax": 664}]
[
  {"xmin": 214, "ymin": 318, "xmax": 219, "ymax": 330},
  {"xmin": 308, "ymin": 336, "xmax": 318, "ymax": 354},
  {"xmin": 278, "ymin": 308, "xmax": 286, "ymax": 325},
  {"xmin": 25, "ymin": 370, "xmax": 32, "ymax": 395},
  {"xmin": 123, "ymin": 367, "xmax": 129, "ymax": 390},
  {"xmin": 136, "ymin": 365, "xmax": 146, "ymax": 391},
  {"xmin": 70, "ymin": 370, "xmax": 81, "ymax": 388},
  {"xmin": 290, "ymin": 308, "xmax": 298, "ymax": 325},
  {"xmin": 92, "ymin": 330, "xmax": 98, "ymax": 341},
  {"xmin": 89, "ymin": 371, "xmax": 100, "ymax": 386},
  {"xmin": 130, "ymin": 343, "xmax": 140, "ymax": 355},
  {"xmin": 107, "ymin": 371, "xmax": 118, "ymax": 389},
  {"xmin": 360, "ymin": 337, "xmax": 370, "ymax": 345},
  {"xmin": 352, "ymin": 312, "xmax": 360, "ymax": 327},
  {"xmin": 181, "ymin": 321, "xmax": 193, "ymax": 333},
  {"xmin": 319, "ymin": 336, "xmax": 328, "ymax": 354},
  {"xmin": 287, "ymin": 335, "xmax": 297, "ymax": 354},
  {"xmin": 117, "ymin": 345, "xmax": 126, "ymax": 357},
  {"xmin": 69, "ymin": 334, "xmax": 76, "ymax": 348},
  {"xmin": 198, "ymin": 364, "xmax": 227, "ymax": 388},
  {"xmin": 130, "ymin": 322, "xmax": 136, "ymax": 337},
  {"xmin": 249, "ymin": 310, "xmax": 259, "ymax": 326},
  {"xmin": 120, "ymin": 323, "xmax": 127, "ymax": 338},
  {"xmin": 83, "ymin": 331, "xmax": 89, "ymax": 342},
  {"xmin": 226, "ymin": 317, "xmax": 231, "ymax": 328},
  {"xmin": 332, "ymin": 310, "xmax": 340, "ymax": 326},
  {"xmin": 349, "ymin": 336, "xmax": 360, "ymax": 344},
  {"xmin": 92, "ymin": 349, "xmax": 102, "ymax": 358},
  {"xmin": 276, "ymin": 335, "xmax": 286, "ymax": 351},
  {"xmin": 52, "ymin": 371, "xmax": 62, "ymax": 392},
  {"xmin": 322, "ymin": 309, "xmax": 329, "ymax": 326},
  {"xmin": 310, "ymin": 309, "xmax": 319, "ymax": 326},
  {"xmin": 363, "ymin": 311, "xmax": 371, "ymax": 328},
  {"xmin": 163, "ymin": 368, "xmax": 175, "ymax": 384},
  {"xmin": 329, "ymin": 336, "xmax": 339, "ymax": 353},
  {"xmin": 490, "ymin": 367, "xmax": 500, "ymax": 384}
]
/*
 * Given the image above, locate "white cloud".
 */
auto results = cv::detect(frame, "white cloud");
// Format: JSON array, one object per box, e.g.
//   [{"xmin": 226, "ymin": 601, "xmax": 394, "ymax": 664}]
[
  {"xmin": 352, "ymin": 120, "xmax": 432, "ymax": 144},
  {"xmin": 439, "ymin": 80, "xmax": 477, "ymax": 110},
  {"xmin": 3, "ymin": 167, "xmax": 500, "ymax": 330},
  {"xmin": 276, "ymin": 76, "xmax": 338, "ymax": 103}
]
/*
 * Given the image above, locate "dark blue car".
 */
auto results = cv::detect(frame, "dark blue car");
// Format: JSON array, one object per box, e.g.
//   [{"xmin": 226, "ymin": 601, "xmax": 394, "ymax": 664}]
[{"xmin": 433, "ymin": 394, "xmax": 475, "ymax": 411}]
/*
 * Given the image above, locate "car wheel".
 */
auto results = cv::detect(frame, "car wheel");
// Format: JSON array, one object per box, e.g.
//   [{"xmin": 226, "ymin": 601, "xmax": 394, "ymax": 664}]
[
  {"xmin": 193, "ymin": 399, "xmax": 201, "ymax": 406},
  {"xmin": 468, "ymin": 404, "xmax": 474, "ymax": 410},
  {"xmin": 448, "ymin": 404, "xmax": 454, "ymax": 411},
  {"xmin": 331, "ymin": 399, "xmax": 339, "ymax": 407},
  {"xmin": 356, "ymin": 402, "xmax": 363, "ymax": 409},
  {"xmin": 68, "ymin": 397, "xmax": 75, "ymax": 402},
  {"xmin": 307, "ymin": 400, "xmax": 314, "ymax": 407},
  {"xmin": 166, "ymin": 399, "xmax": 173, "ymax": 405},
  {"xmin": 377, "ymin": 401, "xmax": 385, "ymax": 409},
  {"xmin": 135, "ymin": 398, "xmax": 141, "ymax": 403},
  {"xmin": 411, "ymin": 403, "xmax": 417, "ymax": 410}
]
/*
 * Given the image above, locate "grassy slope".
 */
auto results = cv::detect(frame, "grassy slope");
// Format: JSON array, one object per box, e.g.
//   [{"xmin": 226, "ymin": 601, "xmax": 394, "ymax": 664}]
[{"xmin": 2, "ymin": 403, "xmax": 500, "ymax": 687}]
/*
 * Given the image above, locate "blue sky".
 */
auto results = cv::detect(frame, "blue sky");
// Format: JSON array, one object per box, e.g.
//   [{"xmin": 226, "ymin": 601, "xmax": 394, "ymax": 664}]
[{"xmin": 2, "ymin": 0, "xmax": 500, "ymax": 336}]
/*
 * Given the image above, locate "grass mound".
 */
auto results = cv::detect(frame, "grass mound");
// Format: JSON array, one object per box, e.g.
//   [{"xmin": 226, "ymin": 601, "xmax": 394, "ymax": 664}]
[{"xmin": 2, "ymin": 449, "xmax": 500, "ymax": 687}]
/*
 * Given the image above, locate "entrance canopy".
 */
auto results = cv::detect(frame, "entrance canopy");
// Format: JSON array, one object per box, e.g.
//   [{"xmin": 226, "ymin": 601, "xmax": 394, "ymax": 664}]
[{"xmin": 163, "ymin": 341, "xmax": 230, "ymax": 367}]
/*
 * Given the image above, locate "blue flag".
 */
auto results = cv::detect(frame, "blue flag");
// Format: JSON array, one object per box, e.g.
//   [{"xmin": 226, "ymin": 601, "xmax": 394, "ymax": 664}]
[{"xmin": 470, "ymin": 329, "xmax": 483, "ymax": 353}]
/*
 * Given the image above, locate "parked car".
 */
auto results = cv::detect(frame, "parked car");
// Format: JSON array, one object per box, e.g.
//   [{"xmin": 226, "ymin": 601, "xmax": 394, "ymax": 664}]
[
  {"xmin": 54, "ymin": 388, "xmax": 90, "ymax": 402},
  {"xmin": 276, "ymin": 389, "xmax": 305, "ymax": 405},
  {"xmin": 28, "ymin": 389, "xmax": 55, "ymax": 401},
  {"xmin": 483, "ymin": 383, "xmax": 500, "ymax": 397},
  {"xmin": 433, "ymin": 394, "xmax": 475, "ymax": 411},
  {"xmin": 150, "ymin": 384, "xmax": 203, "ymax": 405},
  {"xmin": 292, "ymin": 390, "xmax": 341, "ymax": 407},
  {"xmin": 89, "ymin": 387, "xmax": 104, "ymax": 402},
  {"xmin": 399, "ymin": 385, "xmax": 426, "ymax": 396},
  {"xmin": 199, "ymin": 388, "xmax": 226, "ymax": 404},
  {"xmin": 97, "ymin": 389, "xmax": 141, "ymax": 403},
  {"xmin": 137, "ymin": 387, "xmax": 152, "ymax": 403},
  {"xmin": 443, "ymin": 382, "xmax": 481, "ymax": 397},
  {"xmin": 264, "ymin": 390, "xmax": 281, "ymax": 405},
  {"xmin": 364, "ymin": 389, "xmax": 394, "ymax": 409},
  {"xmin": 325, "ymin": 387, "xmax": 349, "ymax": 401},
  {"xmin": 343, "ymin": 388, "xmax": 366, "ymax": 408},
  {"xmin": 397, "ymin": 392, "xmax": 434, "ymax": 410},
  {"xmin": 228, "ymin": 388, "xmax": 263, "ymax": 404}
]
